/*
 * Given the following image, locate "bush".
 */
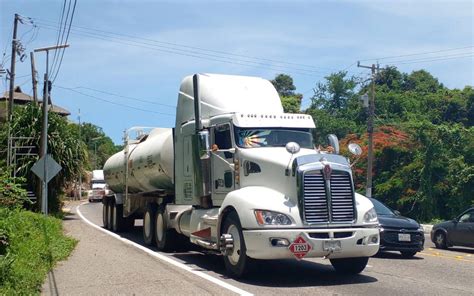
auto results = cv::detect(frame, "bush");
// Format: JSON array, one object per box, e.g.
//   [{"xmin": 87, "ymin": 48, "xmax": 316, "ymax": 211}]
[
  {"xmin": 0, "ymin": 208, "xmax": 77, "ymax": 294},
  {"xmin": 0, "ymin": 170, "xmax": 29, "ymax": 209}
]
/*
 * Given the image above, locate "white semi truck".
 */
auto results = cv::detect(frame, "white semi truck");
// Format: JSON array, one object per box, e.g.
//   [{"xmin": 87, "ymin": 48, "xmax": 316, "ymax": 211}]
[{"xmin": 102, "ymin": 73, "xmax": 379, "ymax": 277}]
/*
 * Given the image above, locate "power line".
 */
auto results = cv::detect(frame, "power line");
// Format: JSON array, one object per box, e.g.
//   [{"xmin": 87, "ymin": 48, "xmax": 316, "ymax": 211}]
[
  {"xmin": 73, "ymin": 86, "xmax": 176, "ymax": 108},
  {"xmin": 55, "ymin": 85, "xmax": 176, "ymax": 116},
  {"xmin": 51, "ymin": 0, "xmax": 77, "ymax": 82},
  {"xmin": 35, "ymin": 23, "xmax": 325, "ymax": 77},
  {"xmin": 50, "ymin": 0, "xmax": 68, "ymax": 75},
  {"xmin": 32, "ymin": 17, "xmax": 342, "ymax": 74},
  {"xmin": 386, "ymin": 53, "xmax": 474, "ymax": 65},
  {"xmin": 358, "ymin": 45, "xmax": 474, "ymax": 62}
]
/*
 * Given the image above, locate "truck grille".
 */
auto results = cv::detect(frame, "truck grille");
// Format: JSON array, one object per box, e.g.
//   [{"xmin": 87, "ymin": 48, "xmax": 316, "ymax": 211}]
[{"xmin": 303, "ymin": 170, "xmax": 355, "ymax": 224}]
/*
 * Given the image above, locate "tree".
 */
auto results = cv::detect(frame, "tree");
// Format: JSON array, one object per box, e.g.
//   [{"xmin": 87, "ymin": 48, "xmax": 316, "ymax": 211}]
[
  {"xmin": 75, "ymin": 123, "xmax": 119, "ymax": 170},
  {"xmin": 311, "ymin": 71, "xmax": 357, "ymax": 114},
  {"xmin": 271, "ymin": 74, "xmax": 303, "ymax": 113},
  {"xmin": 0, "ymin": 104, "xmax": 87, "ymax": 213}
]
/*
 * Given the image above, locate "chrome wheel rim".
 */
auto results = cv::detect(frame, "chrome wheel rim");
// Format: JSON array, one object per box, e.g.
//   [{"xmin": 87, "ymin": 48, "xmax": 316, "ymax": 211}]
[
  {"xmin": 436, "ymin": 233, "xmax": 444, "ymax": 245},
  {"xmin": 144, "ymin": 211, "xmax": 151, "ymax": 239},
  {"xmin": 156, "ymin": 213, "xmax": 164, "ymax": 242},
  {"xmin": 103, "ymin": 204, "xmax": 107, "ymax": 226},
  {"xmin": 227, "ymin": 225, "xmax": 240, "ymax": 265},
  {"xmin": 112, "ymin": 205, "xmax": 117, "ymax": 229}
]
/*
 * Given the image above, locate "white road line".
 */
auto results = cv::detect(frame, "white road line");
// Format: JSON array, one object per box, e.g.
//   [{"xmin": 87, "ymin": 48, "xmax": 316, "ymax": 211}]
[{"xmin": 76, "ymin": 202, "xmax": 253, "ymax": 296}]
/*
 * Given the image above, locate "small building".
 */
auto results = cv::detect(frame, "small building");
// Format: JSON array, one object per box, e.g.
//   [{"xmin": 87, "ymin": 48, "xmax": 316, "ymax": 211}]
[{"xmin": 0, "ymin": 86, "xmax": 70, "ymax": 122}]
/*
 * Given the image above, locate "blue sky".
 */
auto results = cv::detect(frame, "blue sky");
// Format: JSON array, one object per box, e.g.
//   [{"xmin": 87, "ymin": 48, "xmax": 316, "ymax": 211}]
[{"xmin": 1, "ymin": 0, "xmax": 473, "ymax": 144}]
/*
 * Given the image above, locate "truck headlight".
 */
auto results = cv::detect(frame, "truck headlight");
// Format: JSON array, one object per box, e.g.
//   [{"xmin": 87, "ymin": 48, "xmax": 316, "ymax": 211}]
[
  {"xmin": 254, "ymin": 210, "xmax": 292, "ymax": 225},
  {"xmin": 363, "ymin": 207, "xmax": 378, "ymax": 223}
]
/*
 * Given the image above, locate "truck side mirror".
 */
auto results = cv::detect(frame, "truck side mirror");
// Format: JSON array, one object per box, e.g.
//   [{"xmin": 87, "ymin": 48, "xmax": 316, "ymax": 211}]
[
  {"xmin": 327, "ymin": 134, "xmax": 340, "ymax": 154},
  {"xmin": 198, "ymin": 130, "xmax": 210, "ymax": 160}
]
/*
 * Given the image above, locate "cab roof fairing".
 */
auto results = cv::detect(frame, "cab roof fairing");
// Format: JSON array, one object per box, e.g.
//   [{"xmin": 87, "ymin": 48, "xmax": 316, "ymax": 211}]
[{"xmin": 175, "ymin": 73, "xmax": 283, "ymax": 128}]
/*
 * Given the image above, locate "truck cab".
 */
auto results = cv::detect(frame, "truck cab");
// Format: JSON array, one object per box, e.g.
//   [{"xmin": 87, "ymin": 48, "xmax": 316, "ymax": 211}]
[{"xmin": 103, "ymin": 73, "xmax": 379, "ymax": 278}]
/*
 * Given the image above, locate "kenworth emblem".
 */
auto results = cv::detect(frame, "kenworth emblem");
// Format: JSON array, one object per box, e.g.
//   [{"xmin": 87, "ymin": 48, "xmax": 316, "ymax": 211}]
[{"xmin": 323, "ymin": 164, "xmax": 332, "ymax": 180}]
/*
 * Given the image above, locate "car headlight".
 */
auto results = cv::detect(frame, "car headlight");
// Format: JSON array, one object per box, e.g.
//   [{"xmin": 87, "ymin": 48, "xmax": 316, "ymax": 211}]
[
  {"xmin": 418, "ymin": 226, "xmax": 424, "ymax": 232},
  {"xmin": 254, "ymin": 210, "xmax": 292, "ymax": 225},
  {"xmin": 363, "ymin": 207, "xmax": 378, "ymax": 223}
]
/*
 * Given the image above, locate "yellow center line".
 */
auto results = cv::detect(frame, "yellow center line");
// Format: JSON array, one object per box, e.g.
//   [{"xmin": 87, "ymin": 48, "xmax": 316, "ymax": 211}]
[{"xmin": 419, "ymin": 251, "xmax": 474, "ymax": 263}]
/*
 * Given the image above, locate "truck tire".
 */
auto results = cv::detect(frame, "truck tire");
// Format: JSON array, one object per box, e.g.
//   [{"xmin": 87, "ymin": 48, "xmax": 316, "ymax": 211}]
[
  {"xmin": 107, "ymin": 200, "xmax": 114, "ymax": 230},
  {"xmin": 102, "ymin": 198, "xmax": 109, "ymax": 229},
  {"xmin": 330, "ymin": 257, "xmax": 369, "ymax": 274},
  {"xmin": 112, "ymin": 203, "xmax": 126, "ymax": 232},
  {"xmin": 154, "ymin": 205, "xmax": 178, "ymax": 252},
  {"xmin": 143, "ymin": 203, "xmax": 156, "ymax": 246},
  {"xmin": 222, "ymin": 211, "xmax": 252, "ymax": 278}
]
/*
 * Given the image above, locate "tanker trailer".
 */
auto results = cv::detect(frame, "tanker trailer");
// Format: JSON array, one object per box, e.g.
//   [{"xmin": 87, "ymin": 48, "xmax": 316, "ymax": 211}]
[{"xmin": 102, "ymin": 73, "xmax": 379, "ymax": 278}]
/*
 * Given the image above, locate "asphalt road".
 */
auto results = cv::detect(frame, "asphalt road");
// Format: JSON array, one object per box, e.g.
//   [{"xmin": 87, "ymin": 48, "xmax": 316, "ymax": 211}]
[{"xmin": 44, "ymin": 201, "xmax": 474, "ymax": 295}]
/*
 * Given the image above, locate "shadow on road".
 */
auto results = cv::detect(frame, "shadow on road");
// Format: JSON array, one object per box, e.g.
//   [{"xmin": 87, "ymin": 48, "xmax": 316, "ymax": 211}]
[
  {"xmin": 112, "ymin": 224, "xmax": 377, "ymax": 288},
  {"xmin": 373, "ymin": 251, "xmax": 424, "ymax": 260}
]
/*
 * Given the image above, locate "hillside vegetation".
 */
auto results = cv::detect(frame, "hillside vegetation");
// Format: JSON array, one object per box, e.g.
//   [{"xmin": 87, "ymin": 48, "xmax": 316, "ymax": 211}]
[{"xmin": 273, "ymin": 68, "xmax": 474, "ymax": 222}]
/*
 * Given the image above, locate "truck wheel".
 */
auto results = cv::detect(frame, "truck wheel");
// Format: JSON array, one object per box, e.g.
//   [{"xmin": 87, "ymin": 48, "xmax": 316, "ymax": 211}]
[
  {"xmin": 330, "ymin": 257, "xmax": 369, "ymax": 274},
  {"xmin": 102, "ymin": 199, "xmax": 109, "ymax": 229},
  {"xmin": 107, "ymin": 200, "xmax": 114, "ymax": 230},
  {"xmin": 222, "ymin": 211, "xmax": 252, "ymax": 278},
  {"xmin": 154, "ymin": 206, "xmax": 178, "ymax": 252},
  {"xmin": 143, "ymin": 204, "xmax": 156, "ymax": 246},
  {"xmin": 112, "ymin": 203, "xmax": 126, "ymax": 232}
]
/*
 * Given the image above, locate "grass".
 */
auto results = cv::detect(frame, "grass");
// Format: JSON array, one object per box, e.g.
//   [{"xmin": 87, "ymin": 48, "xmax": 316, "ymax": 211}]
[{"xmin": 0, "ymin": 208, "xmax": 77, "ymax": 295}]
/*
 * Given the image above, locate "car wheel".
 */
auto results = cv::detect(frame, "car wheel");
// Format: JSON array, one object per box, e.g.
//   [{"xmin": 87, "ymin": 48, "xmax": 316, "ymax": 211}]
[
  {"xmin": 434, "ymin": 231, "xmax": 448, "ymax": 249},
  {"xmin": 143, "ymin": 203, "xmax": 156, "ymax": 246},
  {"xmin": 400, "ymin": 251, "xmax": 417, "ymax": 258},
  {"xmin": 330, "ymin": 257, "xmax": 369, "ymax": 274},
  {"xmin": 222, "ymin": 211, "xmax": 252, "ymax": 278},
  {"xmin": 154, "ymin": 205, "xmax": 179, "ymax": 252},
  {"xmin": 102, "ymin": 198, "xmax": 109, "ymax": 228}
]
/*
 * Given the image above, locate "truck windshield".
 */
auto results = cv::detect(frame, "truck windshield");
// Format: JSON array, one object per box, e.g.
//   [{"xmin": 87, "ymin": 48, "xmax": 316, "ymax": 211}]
[{"xmin": 234, "ymin": 127, "xmax": 313, "ymax": 148}]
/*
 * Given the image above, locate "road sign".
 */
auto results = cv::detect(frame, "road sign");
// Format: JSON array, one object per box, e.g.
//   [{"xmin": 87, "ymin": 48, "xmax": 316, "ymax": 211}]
[
  {"xmin": 289, "ymin": 234, "xmax": 312, "ymax": 260},
  {"xmin": 31, "ymin": 154, "xmax": 62, "ymax": 183}
]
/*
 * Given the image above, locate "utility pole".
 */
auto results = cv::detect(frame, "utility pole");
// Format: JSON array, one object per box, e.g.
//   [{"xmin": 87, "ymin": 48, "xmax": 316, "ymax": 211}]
[
  {"xmin": 6, "ymin": 14, "xmax": 20, "ymax": 170},
  {"xmin": 8, "ymin": 13, "xmax": 20, "ymax": 121},
  {"xmin": 357, "ymin": 61, "xmax": 379, "ymax": 198},
  {"xmin": 30, "ymin": 52, "xmax": 38, "ymax": 103},
  {"xmin": 34, "ymin": 44, "xmax": 69, "ymax": 215},
  {"xmin": 78, "ymin": 109, "xmax": 82, "ymax": 200}
]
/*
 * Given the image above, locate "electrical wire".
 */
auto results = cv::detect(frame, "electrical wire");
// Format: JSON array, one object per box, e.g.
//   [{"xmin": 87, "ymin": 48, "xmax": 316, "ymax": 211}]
[
  {"xmin": 55, "ymin": 85, "xmax": 176, "ymax": 116},
  {"xmin": 386, "ymin": 54, "xmax": 474, "ymax": 65},
  {"xmin": 35, "ymin": 23, "xmax": 325, "ymax": 78},
  {"xmin": 73, "ymin": 86, "xmax": 176, "ymax": 108},
  {"xmin": 29, "ymin": 18, "xmax": 358, "ymax": 77},
  {"xmin": 51, "ymin": 0, "xmax": 68, "ymax": 75},
  {"xmin": 358, "ymin": 45, "xmax": 474, "ymax": 62},
  {"xmin": 32, "ymin": 17, "xmax": 343, "ymax": 74},
  {"xmin": 51, "ymin": 0, "xmax": 77, "ymax": 83}
]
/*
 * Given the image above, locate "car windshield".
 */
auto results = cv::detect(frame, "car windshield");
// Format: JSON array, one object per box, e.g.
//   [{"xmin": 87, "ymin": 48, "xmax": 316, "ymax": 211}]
[
  {"xmin": 234, "ymin": 127, "xmax": 313, "ymax": 149},
  {"xmin": 369, "ymin": 198, "xmax": 394, "ymax": 215}
]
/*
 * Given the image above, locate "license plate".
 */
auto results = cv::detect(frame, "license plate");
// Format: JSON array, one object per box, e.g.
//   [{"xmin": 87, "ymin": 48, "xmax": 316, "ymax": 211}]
[
  {"xmin": 323, "ymin": 240, "xmax": 342, "ymax": 252},
  {"xmin": 398, "ymin": 233, "xmax": 411, "ymax": 242}
]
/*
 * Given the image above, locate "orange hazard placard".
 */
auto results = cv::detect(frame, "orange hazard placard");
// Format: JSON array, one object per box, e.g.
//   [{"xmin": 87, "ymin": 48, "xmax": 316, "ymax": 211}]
[{"xmin": 288, "ymin": 235, "xmax": 312, "ymax": 259}]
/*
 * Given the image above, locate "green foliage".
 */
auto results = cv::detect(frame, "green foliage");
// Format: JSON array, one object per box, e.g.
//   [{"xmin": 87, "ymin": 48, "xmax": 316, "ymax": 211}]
[
  {"xmin": 0, "ymin": 208, "xmax": 77, "ymax": 294},
  {"xmin": 271, "ymin": 73, "xmax": 303, "ymax": 113},
  {"xmin": 77, "ymin": 122, "xmax": 119, "ymax": 170},
  {"xmin": 0, "ymin": 104, "xmax": 87, "ymax": 213},
  {"xmin": 0, "ymin": 169, "xmax": 29, "ymax": 209},
  {"xmin": 297, "ymin": 66, "xmax": 473, "ymax": 222},
  {"xmin": 271, "ymin": 73, "xmax": 297, "ymax": 97}
]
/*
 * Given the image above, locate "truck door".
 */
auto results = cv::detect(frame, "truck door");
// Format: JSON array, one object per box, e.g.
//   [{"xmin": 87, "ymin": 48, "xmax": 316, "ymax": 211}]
[{"xmin": 211, "ymin": 124, "xmax": 234, "ymax": 203}]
